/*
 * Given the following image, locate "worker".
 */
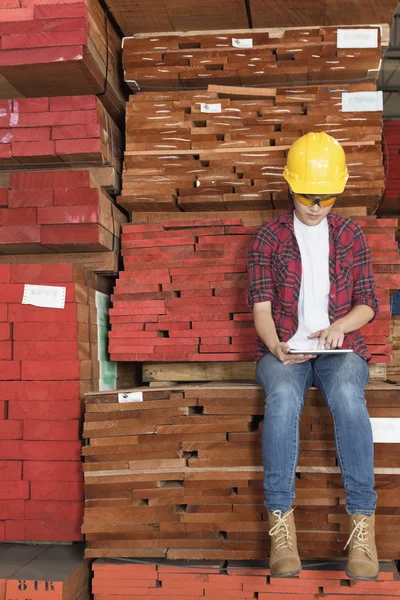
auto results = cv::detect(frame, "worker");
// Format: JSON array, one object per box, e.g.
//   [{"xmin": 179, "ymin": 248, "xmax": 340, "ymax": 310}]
[{"xmin": 247, "ymin": 132, "xmax": 380, "ymax": 581}]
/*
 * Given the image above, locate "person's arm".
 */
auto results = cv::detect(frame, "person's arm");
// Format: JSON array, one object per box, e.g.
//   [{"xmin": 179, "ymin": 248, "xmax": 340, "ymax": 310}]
[
  {"xmin": 248, "ymin": 230, "xmax": 314, "ymax": 364},
  {"xmin": 308, "ymin": 304, "xmax": 374, "ymax": 349},
  {"xmin": 254, "ymin": 301, "xmax": 315, "ymax": 364}
]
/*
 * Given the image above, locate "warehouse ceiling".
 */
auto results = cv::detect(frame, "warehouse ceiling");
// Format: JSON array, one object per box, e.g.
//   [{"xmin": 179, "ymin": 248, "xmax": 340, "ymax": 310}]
[{"xmin": 378, "ymin": 3, "xmax": 400, "ymax": 117}]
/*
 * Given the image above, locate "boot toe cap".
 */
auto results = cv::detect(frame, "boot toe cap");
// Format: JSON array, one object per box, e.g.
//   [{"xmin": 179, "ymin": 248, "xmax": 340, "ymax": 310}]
[
  {"xmin": 346, "ymin": 559, "xmax": 379, "ymax": 580},
  {"xmin": 270, "ymin": 555, "xmax": 302, "ymax": 577}
]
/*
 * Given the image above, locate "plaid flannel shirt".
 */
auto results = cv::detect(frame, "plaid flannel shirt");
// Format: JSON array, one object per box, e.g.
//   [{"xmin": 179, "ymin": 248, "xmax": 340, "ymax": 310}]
[{"xmin": 247, "ymin": 211, "xmax": 380, "ymax": 362}]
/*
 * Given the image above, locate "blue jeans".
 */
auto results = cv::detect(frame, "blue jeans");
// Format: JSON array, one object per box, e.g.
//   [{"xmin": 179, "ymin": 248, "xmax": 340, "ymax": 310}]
[{"xmin": 256, "ymin": 352, "xmax": 377, "ymax": 516}]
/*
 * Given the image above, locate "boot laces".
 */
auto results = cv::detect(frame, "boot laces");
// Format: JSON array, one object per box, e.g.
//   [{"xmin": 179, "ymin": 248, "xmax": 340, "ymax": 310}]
[
  {"xmin": 344, "ymin": 516, "xmax": 371, "ymax": 556},
  {"xmin": 269, "ymin": 508, "xmax": 294, "ymax": 551}
]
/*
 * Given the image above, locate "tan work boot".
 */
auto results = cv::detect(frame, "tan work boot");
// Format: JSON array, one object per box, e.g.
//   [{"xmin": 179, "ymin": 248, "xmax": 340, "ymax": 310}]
[
  {"xmin": 344, "ymin": 513, "xmax": 379, "ymax": 580},
  {"xmin": 268, "ymin": 507, "xmax": 302, "ymax": 577}
]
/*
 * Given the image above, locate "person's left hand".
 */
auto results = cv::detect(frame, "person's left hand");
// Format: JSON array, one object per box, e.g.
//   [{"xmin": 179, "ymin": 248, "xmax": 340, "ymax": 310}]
[{"xmin": 308, "ymin": 323, "xmax": 345, "ymax": 350}]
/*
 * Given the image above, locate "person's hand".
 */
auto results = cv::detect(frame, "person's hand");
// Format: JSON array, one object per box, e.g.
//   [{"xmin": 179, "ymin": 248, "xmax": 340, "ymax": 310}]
[
  {"xmin": 270, "ymin": 341, "xmax": 316, "ymax": 365},
  {"xmin": 308, "ymin": 323, "xmax": 345, "ymax": 349}
]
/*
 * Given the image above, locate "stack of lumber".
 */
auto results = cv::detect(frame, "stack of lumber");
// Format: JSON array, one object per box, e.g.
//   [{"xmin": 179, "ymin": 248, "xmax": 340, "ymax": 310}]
[
  {"xmin": 0, "ymin": 262, "xmax": 119, "ymax": 541},
  {"xmin": 388, "ymin": 314, "xmax": 400, "ymax": 383},
  {"xmin": 108, "ymin": 215, "xmax": 399, "ymax": 371},
  {"xmin": 0, "ymin": 170, "xmax": 126, "ymax": 273},
  {"xmin": 0, "ymin": 0, "xmax": 125, "ymax": 124},
  {"xmin": 123, "ymin": 26, "xmax": 385, "ymax": 91},
  {"xmin": 381, "ymin": 121, "xmax": 400, "ymax": 215},
  {"xmin": 101, "ymin": 0, "xmax": 399, "ymax": 34},
  {"xmin": 83, "ymin": 381, "xmax": 400, "ymax": 559},
  {"xmin": 91, "ymin": 559, "xmax": 400, "ymax": 599},
  {"xmin": 0, "ymin": 95, "xmax": 122, "ymax": 173},
  {"xmin": 0, "ymin": 544, "xmax": 89, "ymax": 600},
  {"xmin": 120, "ymin": 83, "xmax": 384, "ymax": 214}
]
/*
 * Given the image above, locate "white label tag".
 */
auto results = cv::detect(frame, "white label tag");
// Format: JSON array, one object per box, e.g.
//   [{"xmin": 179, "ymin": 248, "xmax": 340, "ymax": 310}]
[
  {"xmin": 370, "ymin": 418, "xmax": 400, "ymax": 443},
  {"xmin": 200, "ymin": 103, "xmax": 222, "ymax": 113},
  {"xmin": 342, "ymin": 91, "xmax": 383, "ymax": 113},
  {"xmin": 118, "ymin": 391, "xmax": 144, "ymax": 403},
  {"xmin": 232, "ymin": 38, "xmax": 253, "ymax": 48},
  {"xmin": 22, "ymin": 284, "xmax": 66, "ymax": 309},
  {"xmin": 337, "ymin": 28, "xmax": 378, "ymax": 49}
]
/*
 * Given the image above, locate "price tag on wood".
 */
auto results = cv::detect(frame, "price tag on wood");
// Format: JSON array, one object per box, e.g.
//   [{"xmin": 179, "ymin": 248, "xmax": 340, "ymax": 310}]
[
  {"xmin": 337, "ymin": 28, "xmax": 378, "ymax": 48},
  {"xmin": 341, "ymin": 91, "xmax": 383, "ymax": 113},
  {"xmin": 118, "ymin": 391, "xmax": 144, "ymax": 403},
  {"xmin": 200, "ymin": 103, "xmax": 222, "ymax": 113},
  {"xmin": 232, "ymin": 38, "xmax": 253, "ymax": 48},
  {"xmin": 22, "ymin": 285, "xmax": 66, "ymax": 309}
]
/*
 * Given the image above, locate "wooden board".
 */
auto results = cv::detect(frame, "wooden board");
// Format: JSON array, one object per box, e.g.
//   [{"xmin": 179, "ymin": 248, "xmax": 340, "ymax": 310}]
[
  {"xmin": 0, "ymin": 170, "xmax": 126, "ymax": 260},
  {"xmin": 99, "ymin": 0, "xmax": 248, "ymax": 35},
  {"xmin": 90, "ymin": 558, "xmax": 399, "ymax": 594},
  {"xmin": 120, "ymin": 83, "xmax": 384, "ymax": 214},
  {"xmin": 96, "ymin": 0, "xmax": 398, "ymax": 34},
  {"xmin": 381, "ymin": 121, "xmax": 400, "ymax": 216},
  {"xmin": 123, "ymin": 25, "xmax": 387, "ymax": 91},
  {"xmin": 0, "ymin": 263, "xmax": 122, "ymax": 542},
  {"xmin": 108, "ymin": 214, "xmax": 398, "ymax": 367},
  {"xmin": 83, "ymin": 382, "xmax": 400, "ymax": 559},
  {"xmin": 0, "ymin": 0, "xmax": 126, "ymax": 125},
  {"xmin": 0, "ymin": 96, "xmax": 122, "ymax": 174}
]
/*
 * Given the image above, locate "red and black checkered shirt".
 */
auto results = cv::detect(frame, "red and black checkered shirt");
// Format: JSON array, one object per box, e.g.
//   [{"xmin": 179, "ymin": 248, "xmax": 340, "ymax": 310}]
[{"xmin": 247, "ymin": 211, "xmax": 380, "ymax": 362}]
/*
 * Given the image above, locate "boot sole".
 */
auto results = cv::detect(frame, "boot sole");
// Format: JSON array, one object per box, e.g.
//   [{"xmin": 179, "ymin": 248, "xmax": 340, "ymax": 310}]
[
  {"xmin": 270, "ymin": 566, "xmax": 302, "ymax": 578},
  {"xmin": 345, "ymin": 570, "xmax": 379, "ymax": 581}
]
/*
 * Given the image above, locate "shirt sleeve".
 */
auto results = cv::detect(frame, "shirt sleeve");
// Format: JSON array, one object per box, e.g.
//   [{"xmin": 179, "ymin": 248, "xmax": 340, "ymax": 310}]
[
  {"xmin": 247, "ymin": 228, "xmax": 276, "ymax": 308},
  {"xmin": 351, "ymin": 223, "xmax": 380, "ymax": 322}
]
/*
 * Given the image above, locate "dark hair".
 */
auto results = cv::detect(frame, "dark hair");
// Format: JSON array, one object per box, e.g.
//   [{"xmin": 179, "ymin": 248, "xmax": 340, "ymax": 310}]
[{"xmin": 288, "ymin": 188, "xmax": 294, "ymax": 210}]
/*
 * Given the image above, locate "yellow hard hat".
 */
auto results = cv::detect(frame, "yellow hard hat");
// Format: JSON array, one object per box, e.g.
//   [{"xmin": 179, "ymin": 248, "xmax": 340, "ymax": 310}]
[{"xmin": 283, "ymin": 132, "xmax": 349, "ymax": 194}]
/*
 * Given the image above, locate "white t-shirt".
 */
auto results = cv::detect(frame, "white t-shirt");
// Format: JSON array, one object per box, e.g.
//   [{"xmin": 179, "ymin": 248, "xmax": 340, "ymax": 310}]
[{"xmin": 287, "ymin": 212, "xmax": 331, "ymax": 351}]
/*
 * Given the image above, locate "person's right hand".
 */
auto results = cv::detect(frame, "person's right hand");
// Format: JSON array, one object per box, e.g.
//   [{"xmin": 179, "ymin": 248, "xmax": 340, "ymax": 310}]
[{"xmin": 270, "ymin": 341, "xmax": 315, "ymax": 365}]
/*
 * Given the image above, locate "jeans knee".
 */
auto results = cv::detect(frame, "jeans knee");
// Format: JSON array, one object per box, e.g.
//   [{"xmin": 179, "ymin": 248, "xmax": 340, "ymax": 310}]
[
  {"xmin": 264, "ymin": 385, "xmax": 302, "ymax": 418},
  {"xmin": 331, "ymin": 381, "xmax": 367, "ymax": 418}
]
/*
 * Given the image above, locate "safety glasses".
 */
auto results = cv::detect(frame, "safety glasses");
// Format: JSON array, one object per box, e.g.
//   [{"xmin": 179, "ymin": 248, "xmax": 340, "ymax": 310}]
[{"xmin": 294, "ymin": 192, "xmax": 339, "ymax": 208}]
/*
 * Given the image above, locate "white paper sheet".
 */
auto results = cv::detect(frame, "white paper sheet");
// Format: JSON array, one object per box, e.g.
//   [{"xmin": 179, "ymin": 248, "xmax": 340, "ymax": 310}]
[
  {"xmin": 337, "ymin": 28, "xmax": 378, "ymax": 49},
  {"xmin": 118, "ymin": 391, "xmax": 144, "ymax": 403},
  {"xmin": 342, "ymin": 91, "xmax": 383, "ymax": 113},
  {"xmin": 22, "ymin": 284, "xmax": 66, "ymax": 309}
]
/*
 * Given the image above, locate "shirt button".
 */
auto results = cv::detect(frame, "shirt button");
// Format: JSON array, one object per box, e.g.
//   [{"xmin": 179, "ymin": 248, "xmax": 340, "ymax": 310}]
[{"xmin": 331, "ymin": 294, "xmax": 335, "ymax": 298}]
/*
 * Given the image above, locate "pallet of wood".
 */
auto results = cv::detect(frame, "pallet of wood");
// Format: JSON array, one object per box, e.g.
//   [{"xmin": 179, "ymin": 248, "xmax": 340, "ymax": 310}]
[
  {"xmin": 83, "ymin": 381, "xmax": 400, "ymax": 559},
  {"xmin": 0, "ymin": 544, "xmax": 89, "ymax": 600},
  {"xmin": 120, "ymin": 83, "xmax": 384, "ymax": 214},
  {"xmin": 0, "ymin": 0, "xmax": 125, "ymax": 125},
  {"xmin": 123, "ymin": 25, "xmax": 386, "ymax": 91},
  {"xmin": 0, "ymin": 96, "xmax": 122, "ymax": 173},
  {"xmin": 0, "ymin": 170, "xmax": 126, "ymax": 261},
  {"xmin": 108, "ymin": 215, "xmax": 398, "ymax": 371},
  {"xmin": 0, "ymin": 262, "xmax": 125, "ymax": 542},
  {"xmin": 91, "ymin": 558, "xmax": 400, "ymax": 599},
  {"xmin": 98, "ymin": 0, "xmax": 398, "ymax": 34},
  {"xmin": 381, "ymin": 121, "xmax": 400, "ymax": 215}
]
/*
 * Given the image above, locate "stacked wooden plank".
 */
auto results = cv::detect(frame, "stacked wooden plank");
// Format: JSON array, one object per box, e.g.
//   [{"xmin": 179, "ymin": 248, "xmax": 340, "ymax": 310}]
[
  {"xmin": 250, "ymin": 0, "xmax": 399, "ymax": 30},
  {"xmin": 83, "ymin": 381, "xmax": 400, "ymax": 559},
  {"xmin": 381, "ymin": 121, "xmax": 400, "ymax": 215},
  {"xmin": 0, "ymin": 262, "xmax": 119, "ymax": 542},
  {"xmin": 91, "ymin": 559, "xmax": 400, "ymax": 599},
  {"xmin": 123, "ymin": 26, "xmax": 385, "ymax": 91},
  {"xmin": 101, "ymin": 0, "xmax": 398, "ymax": 34},
  {"xmin": 108, "ymin": 216, "xmax": 398, "ymax": 370},
  {"xmin": 120, "ymin": 83, "xmax": 384, "ymax": 214},
  {"xmin": 0, "ymin": 95, "xmax": 122, "ymax": 173},
  {"xmin": 0, "ymin": 0, "xmax": 125, "ymax": 124},
  {"xmin": 0, "ymin": 170, "xmax": 126, "ymax": 268},
  {"xmin": 0, "ymin": 544, "xmax": 89, "ymax": 600}
]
